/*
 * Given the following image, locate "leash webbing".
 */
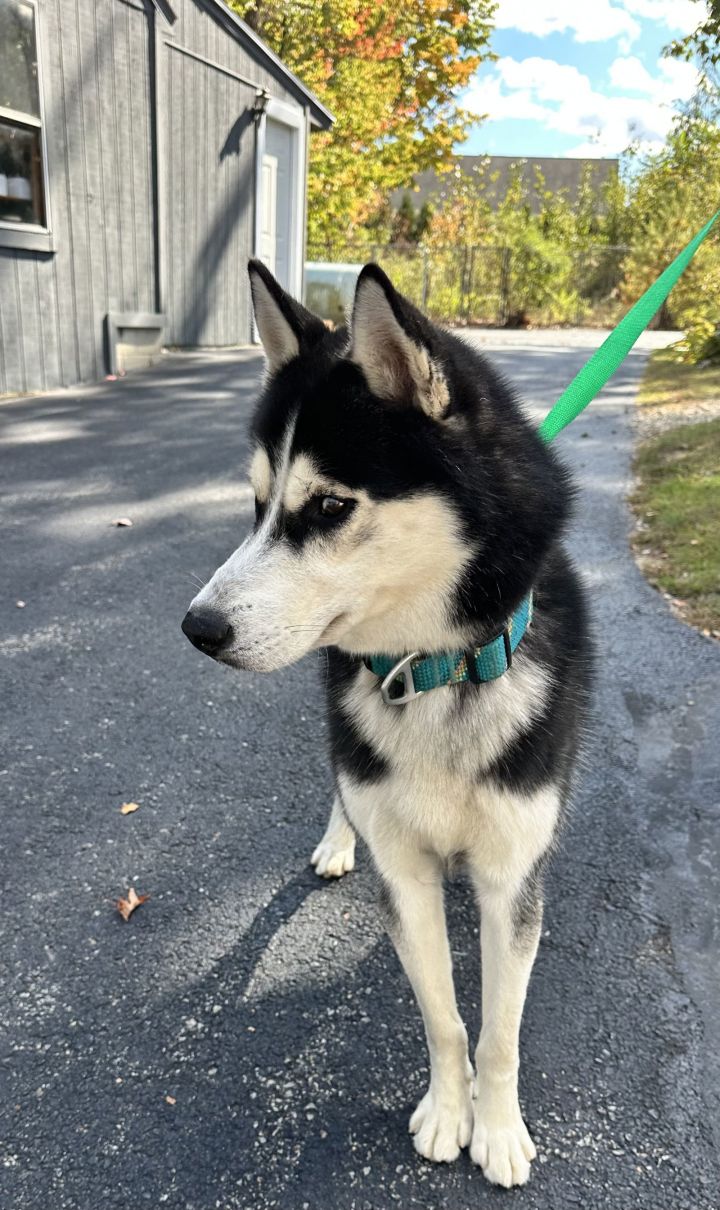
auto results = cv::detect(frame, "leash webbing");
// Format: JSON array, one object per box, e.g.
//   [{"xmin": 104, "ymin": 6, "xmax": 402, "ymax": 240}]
[{"xmin": 538, "ymin": 208, "xmax": 720, "ymax": 444}]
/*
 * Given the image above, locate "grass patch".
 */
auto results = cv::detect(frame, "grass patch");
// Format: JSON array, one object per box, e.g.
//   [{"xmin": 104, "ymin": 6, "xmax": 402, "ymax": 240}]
[
  {"xmin": 637, "ymin": 346, "xmax": 720, "ymax": 413},
  {"xmin": 631, "ymin": 416, "xmax": 720, "ymax": 635}
]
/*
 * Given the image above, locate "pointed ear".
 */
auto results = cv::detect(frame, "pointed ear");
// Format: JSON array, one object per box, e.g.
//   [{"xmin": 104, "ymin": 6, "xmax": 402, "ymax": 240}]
[
  {"xmin": 248, "ymin": 260, "xmax": 325, "ymax": 373},
  {"xmin": 349, "ymin": 264, "xmax": 450, "ymax": 419}
]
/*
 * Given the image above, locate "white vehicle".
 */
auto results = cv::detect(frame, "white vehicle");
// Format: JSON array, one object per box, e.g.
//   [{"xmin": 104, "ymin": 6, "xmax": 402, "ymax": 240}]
[{"xmin": 304, "ymin": 262, "xmax": 364, "ymax": 325}]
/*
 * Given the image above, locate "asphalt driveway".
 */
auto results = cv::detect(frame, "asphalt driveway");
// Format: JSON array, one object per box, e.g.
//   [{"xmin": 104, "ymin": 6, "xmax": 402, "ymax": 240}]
[{"xmin": 1, "ymin": 331, "xmax": 719, "ymax": 1209}]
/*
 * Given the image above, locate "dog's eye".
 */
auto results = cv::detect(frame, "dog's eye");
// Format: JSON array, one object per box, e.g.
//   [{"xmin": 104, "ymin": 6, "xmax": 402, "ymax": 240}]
[{"xmin": 319, "ymin": 495, "xmax": 347, "ymax": 518}]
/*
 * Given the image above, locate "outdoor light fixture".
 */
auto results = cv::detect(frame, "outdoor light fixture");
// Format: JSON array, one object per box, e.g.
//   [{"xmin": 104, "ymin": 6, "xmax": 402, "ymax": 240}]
[{"xmin": 252, "ymin": 89, "xmax": 270, "ymax": 120}]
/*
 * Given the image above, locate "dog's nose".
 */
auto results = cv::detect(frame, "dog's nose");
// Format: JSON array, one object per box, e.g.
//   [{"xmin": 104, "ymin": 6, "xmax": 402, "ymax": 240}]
[{"xmin": 181, "ymin": 607, "xmax": 232, "ymax": 657}]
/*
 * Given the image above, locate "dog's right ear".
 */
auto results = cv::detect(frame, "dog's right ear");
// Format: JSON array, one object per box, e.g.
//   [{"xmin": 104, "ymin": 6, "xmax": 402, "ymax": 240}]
[
  {"xmin": 248, "ymin": 260, "xmax": 325, "ymax": 373},
  {"xmin": 349, "ymin": 263, "xmax": 450, "ymax": 419}
]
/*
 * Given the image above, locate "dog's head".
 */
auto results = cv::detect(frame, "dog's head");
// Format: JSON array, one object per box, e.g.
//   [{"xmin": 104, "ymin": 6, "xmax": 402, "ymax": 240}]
[{"xmin": 182, "ymin": 261, "xmax": 571, "ymax": 671}]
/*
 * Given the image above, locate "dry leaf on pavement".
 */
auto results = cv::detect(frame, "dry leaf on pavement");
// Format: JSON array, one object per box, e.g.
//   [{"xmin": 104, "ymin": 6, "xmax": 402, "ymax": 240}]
[
  {"xmin": 111, "ymin": 517, "xmax": 133, "ymax": 527},
  {"xmin": 119, "ymin": 801, "xmax": 140, "ymax": 815},
  {"xmin": 116, "ymin": 887, "xmax": 150, "ymax": 921}
]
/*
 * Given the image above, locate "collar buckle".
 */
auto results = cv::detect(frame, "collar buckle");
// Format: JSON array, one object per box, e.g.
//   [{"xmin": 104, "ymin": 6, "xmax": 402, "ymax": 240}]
[{"xmin": 380, "ymin": 651, "xmax": 423, "ymax": 706}]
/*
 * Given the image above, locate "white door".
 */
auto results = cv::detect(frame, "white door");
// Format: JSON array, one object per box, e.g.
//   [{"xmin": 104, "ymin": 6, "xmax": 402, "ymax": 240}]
[
  {"xmin": 253, "ymin": 100, "xmax": 306, "ymax": 342},
  {"xmin": 259, "ymin": 153, "xmax": 278, "ymax": 273},
  {"xmin": 264, "ymin": 118, "xmax": 293, "ymax": 290}
]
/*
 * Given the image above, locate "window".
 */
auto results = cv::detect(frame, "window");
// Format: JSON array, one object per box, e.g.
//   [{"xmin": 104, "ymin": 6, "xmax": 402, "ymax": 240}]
[{"xmin": 0, "ymin": 0, "xmax": 47, "ymax": 231}]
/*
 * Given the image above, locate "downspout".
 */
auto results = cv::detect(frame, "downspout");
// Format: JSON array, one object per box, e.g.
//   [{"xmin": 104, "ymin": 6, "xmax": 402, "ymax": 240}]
[
  {"xmin": 301, "ymin": 107, "xmax": 311, "ymax": 303},
  {"xmin": 146, "ymin": 0, "xmax": 169, "ymax": 318},
  {"xmin": 251, "ymin": 89, "xmax": 270, "ymax": 341}
]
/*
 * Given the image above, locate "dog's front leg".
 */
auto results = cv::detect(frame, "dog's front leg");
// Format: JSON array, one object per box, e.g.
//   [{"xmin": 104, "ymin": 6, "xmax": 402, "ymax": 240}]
[
  {"xmin": 378, "ymin": 848, "xmax": 473, "ymax": 1163},
  {"xmin": 469, "ymin": 883, "xmax": 541, "ymax": 1187},
  {"xmin": 311, "ymin": 794, "xmax": 356, "ymax": 878}
]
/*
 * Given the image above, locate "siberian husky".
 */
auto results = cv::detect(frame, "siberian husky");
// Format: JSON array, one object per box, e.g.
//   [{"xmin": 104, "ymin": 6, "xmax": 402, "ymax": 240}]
[{"xmin": 182, "ymin": 261, "xmax": 592, "ymax": 1187}]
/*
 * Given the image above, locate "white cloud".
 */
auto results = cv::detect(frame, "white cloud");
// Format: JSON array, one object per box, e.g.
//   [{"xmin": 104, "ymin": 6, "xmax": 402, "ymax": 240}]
[
  {"xmin": 562, "ymin": 141, "xmax": 612, "ymax": 158},
  {"xmin": 500, "ymin": 58, "xmax": 591, "ymax": 102},
  {"xmin": 654, "ymin": 55, "xmax": 701, "ymax": 100},
  {"xmin": 465, "ymin": 54, "xmax": 698, "ymax": 157},
  {"xmin": 493, "ymin": 0, "xmax": 700, "ymax": 48},
  {"xmin": 493, "ymin": 0, "xmax": 640, "ymax": 44},
  {"xmin": 608, "ymin": 55, "xmax": 656, "ymax": 93},
  {"xmin": 619, "ymin": 0, "xmax": 700, "ymax": 35},
  {"xmin": 609, "ymin": 54, "xmax": 697, "ymax": 103}
]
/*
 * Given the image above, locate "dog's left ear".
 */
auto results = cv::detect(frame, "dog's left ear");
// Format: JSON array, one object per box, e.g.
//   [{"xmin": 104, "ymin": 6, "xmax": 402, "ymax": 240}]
[
  {"xmin": 349, "ymin": 264, "xmax": 450, "ymax": 419},
  {"xmin": 248, "ymin": 260, "xmax": 326, "ymax": 373}
]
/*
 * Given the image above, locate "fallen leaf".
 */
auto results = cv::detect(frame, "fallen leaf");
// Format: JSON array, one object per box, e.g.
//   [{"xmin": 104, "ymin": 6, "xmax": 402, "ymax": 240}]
[
  {"xmin": 119, "ymin": 801, "xmax": 140, "ymax": 815},
  {"xmin": 165, "ymin": 1095, "xmax": 176, "ymax": 1105},
  {"xmin": 116, "ymin": 887, "xmax": 150, "ymax": 921},
  {"xmin": 16, "ymin": 600, "xmax": 26, "ymax": 608},
  {"xmin": 111, "ymin": 517, "xmax": 133, "ymax": 527}
]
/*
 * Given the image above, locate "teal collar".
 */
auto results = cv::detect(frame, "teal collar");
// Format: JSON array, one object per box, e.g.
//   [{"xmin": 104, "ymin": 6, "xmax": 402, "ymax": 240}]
[{"xmin": 365, "ymin": 592, "xmax": 533, "ymax": 706}]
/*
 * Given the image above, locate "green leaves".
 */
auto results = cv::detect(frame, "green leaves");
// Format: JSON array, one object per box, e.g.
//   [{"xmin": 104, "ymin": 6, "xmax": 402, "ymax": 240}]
[{"xmin": 623, "ymin": 119, "xmax": 720, "ymax": 364}]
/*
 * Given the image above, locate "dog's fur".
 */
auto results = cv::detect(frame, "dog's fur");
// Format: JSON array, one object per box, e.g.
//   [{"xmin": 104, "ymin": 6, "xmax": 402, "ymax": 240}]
[{"xmin": 183, "ymin": 261, "xmax": 592, "ymax": 1187}]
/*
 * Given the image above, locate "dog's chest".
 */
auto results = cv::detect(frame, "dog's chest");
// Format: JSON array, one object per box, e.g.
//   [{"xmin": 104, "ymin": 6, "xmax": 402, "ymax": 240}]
[{"xmin": 338, "ymin": 661, "xmax": 550, "ymax": 855}]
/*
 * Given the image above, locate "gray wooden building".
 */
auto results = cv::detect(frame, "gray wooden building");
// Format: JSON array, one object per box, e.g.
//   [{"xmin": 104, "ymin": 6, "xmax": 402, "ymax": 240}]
[{"xmin": 0, "ymin": 0, "xmax": 332, "ymax": 394}]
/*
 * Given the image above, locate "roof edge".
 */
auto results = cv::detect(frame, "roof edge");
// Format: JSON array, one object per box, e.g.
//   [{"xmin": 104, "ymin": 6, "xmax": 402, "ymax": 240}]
[{"xmin": 202, "ymin": 0, "xmax": 334, "ymax": 129}]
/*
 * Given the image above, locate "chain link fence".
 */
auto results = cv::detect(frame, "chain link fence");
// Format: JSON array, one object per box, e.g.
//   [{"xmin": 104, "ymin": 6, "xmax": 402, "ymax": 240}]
[{"xmin": 306, "ymin": 242, "xmax": 631, "ymax": 328}]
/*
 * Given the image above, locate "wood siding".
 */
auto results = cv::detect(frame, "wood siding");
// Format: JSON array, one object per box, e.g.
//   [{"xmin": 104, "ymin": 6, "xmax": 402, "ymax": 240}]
[
  {"xmin": 160, "ymin": 0, "xmax": 304, "ymax": 348},
  {"xmin": 0, "ymin": 0, "xmax": 309, "ymax": 393},
  {"xmin": 0, "ymin": 0, "xmax": 156, "ymax": 393}
]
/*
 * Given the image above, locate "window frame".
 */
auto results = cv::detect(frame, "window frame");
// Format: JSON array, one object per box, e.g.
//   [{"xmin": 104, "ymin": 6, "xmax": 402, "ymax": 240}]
[{"xmin": 0, "ymin": 0, "xmax": 53, "ymax": 253}]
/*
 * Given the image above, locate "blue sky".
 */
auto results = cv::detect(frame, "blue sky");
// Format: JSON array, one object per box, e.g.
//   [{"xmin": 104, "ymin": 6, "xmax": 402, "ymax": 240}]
[{"xmin": 461, "ymin": 0, "xmax": 700, "ymax": 158}]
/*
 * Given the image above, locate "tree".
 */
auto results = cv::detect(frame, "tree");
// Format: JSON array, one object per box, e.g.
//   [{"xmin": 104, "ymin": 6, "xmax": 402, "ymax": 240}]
[
  {"xmin": 664, "ymin": 1, "xmax": 719, "ymax": 123},
  {"xmin": 654, "ymin": 2, "xmax": 720, "ymax": 359},
  {"xmin": 392, "ymin": 193, "xmax": 421, "ymax": 244},
  {"xmin": 230, "ymin": 1, "xmax": 495, "ymax": 243},
  {"xmin": 666, "ymin": 0, "xmax": 720, "ymax": 73},
  {"xmin": 422, "ymin": 158, "xmax": 494, "ymax": 247},
  {"xmin": 623, "ymin": 119, "xmax": 720, "ymax": 361},
  {"xmin": 390, "ymin": 194, "xmax": 434, "ymax": 243}
]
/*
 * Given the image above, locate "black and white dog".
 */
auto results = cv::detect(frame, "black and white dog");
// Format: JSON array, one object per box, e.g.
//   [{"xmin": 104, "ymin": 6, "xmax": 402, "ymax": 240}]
[{"xmin": 182, "ymin": 262, "xmax": 592, "ymax": 1187}]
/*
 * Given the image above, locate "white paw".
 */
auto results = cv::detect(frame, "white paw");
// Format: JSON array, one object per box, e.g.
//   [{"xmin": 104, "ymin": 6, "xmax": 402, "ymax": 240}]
[
  {"xmin": 409, "ymin": 1084, "xmax": 474, "ymax": 1163},
  {"xmin": 470, "ymin": 1107, "xmax": 536, "ymax": 1187},
  {"xmin": 310, "ymin": 832, "xmax": 355, "ymax": 879}
]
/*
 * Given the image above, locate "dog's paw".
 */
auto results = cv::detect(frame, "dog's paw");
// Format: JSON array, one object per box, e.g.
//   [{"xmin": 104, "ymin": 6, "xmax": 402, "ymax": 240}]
[
  {"xmin": 409, "ymin": 1084, "xmax": 474, "ymax": 1163},
  {"xmin": 470, "ymin": 1108, "xmax": 536, "ymax": 1187},
  {"xmin": 310, "ymin": 830, "xmax": 355, "ymax": 879}
]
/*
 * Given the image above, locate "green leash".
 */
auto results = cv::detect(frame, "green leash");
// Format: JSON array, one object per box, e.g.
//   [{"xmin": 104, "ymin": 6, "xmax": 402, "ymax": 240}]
[{"xmin": 538, "ymin": 209, "xmax": 720, "ymax": 444}]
